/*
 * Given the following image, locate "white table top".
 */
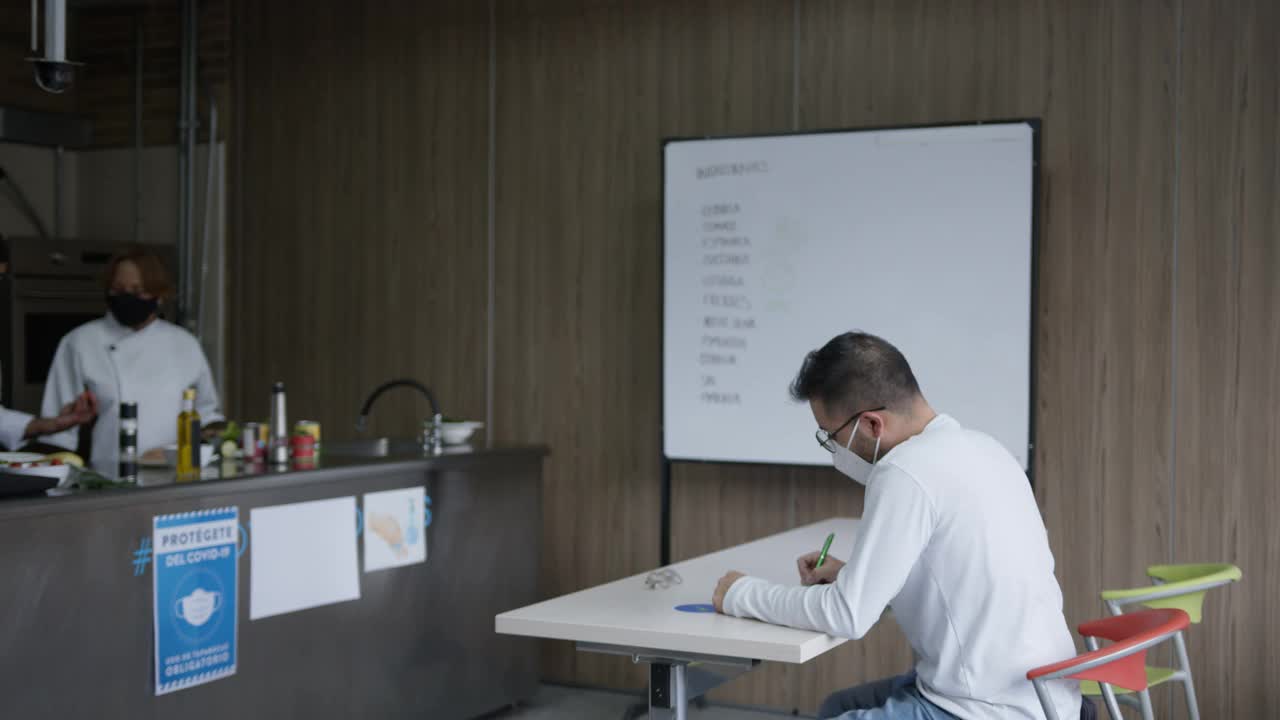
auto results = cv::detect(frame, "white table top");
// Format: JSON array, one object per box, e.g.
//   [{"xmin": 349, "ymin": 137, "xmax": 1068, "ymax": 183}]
[{"xmin": 496, "ymin": 517, "xmax": 858, "ymax": 663}]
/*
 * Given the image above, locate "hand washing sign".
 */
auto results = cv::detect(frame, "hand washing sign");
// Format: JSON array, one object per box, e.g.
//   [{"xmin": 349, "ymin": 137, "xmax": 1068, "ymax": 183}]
[
  {"xmin": 153, "ymin": 507, "xmax": 238, "ymax": 695},
  {"xmin": 363, "ymin": 487, "xmax": 427, "ymax": 572}
]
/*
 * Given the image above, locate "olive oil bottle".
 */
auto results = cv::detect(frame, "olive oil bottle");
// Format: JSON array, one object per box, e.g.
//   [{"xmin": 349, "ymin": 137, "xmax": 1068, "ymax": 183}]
[{"xmin": 177, "ymin": 387, "xmax": 201, "ymax": 478}]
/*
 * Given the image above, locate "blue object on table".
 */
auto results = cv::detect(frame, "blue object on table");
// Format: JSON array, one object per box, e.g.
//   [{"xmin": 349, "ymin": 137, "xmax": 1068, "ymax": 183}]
[{"xmin": 674, "ymin": 603, "xmax": 716, "ymax": 613}]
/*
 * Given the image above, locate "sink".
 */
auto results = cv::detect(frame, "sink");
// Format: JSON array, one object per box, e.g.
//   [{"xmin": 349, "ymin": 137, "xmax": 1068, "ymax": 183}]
[{"xmin": 325, "ymin": 437, "xmax": 427, "ymax": 458}]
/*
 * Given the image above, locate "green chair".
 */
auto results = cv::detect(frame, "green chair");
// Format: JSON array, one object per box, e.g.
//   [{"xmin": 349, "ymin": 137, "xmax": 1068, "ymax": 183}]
[{"xmin": 1078, "ymin": 563, "xmax": 1241, "ymax": 720}]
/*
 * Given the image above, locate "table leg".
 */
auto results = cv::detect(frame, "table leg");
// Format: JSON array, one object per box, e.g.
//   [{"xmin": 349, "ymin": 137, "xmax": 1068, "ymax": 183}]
[
  {"xmin": 576, "ymin": 642, "xmax": 758, "ymax": 720},
  {"xmin": 648, "ymin": 662, "xmax": 688, "ymax": 720}
]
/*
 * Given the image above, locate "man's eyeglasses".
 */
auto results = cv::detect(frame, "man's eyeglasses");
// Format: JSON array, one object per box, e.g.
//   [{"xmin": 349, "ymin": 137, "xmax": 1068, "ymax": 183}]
[
  {"xmin": 643, "ymin": 568, "xmax": 683, "ymax": 590},
  {"xmin": 815, "ymin": 406, "xmax": 886, "ymax": 453}
]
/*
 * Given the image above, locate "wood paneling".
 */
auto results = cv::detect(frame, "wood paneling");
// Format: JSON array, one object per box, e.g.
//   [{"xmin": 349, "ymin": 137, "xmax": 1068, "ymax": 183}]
[
  {"xmin": 790, "ymin": 1, "xmax": 1177, "ymax": 714},
  {"xmin": 230, "ymin": 0, "xmax": 488, "ymax": 434},
  {"xmin": 493, "ymin": 0, "xmax": 793, "ymax": 691},
  {"xmin": 671, "ymin": 464, "xmax": 800, "ymax": 708},
  {"xmin": 798, "ymin": 0, "xmax": 1045, "ymax": 128},
  {"xmin": 1174, "ymin": 0, "xmax": 1280, "ymax": 716},
  {"xmin": 659, "ymin": 0, "xmax": 797, "ymax": 707},
  {"xmin": 493, "ymin": 0, "xmax": 664, "ymax": 690},
  {"xmin": 794, "ymin": 3, "xmax": 1046, "ymax": 710},
  {"xmin": 1038, "ymin": 4, "xmax": 1180, "ymax": 710},
  {"xmin": 1035, "ymin": 0, "xmax": 1178, "ymax": 622},
  {"xmin": 226, "ymin": 0, "xmax": 1278, "ymax": 716}
]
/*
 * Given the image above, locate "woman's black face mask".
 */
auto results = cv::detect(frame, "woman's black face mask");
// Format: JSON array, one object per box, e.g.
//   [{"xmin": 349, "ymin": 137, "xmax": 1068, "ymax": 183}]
[{"xmin": 106, "ymin": 292, "xmax": 159, "ymax": 327}]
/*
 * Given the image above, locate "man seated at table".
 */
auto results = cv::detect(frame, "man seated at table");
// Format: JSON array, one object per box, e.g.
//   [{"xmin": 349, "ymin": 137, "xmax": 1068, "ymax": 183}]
[{"xmin": 712, "ymin": 332, "xmax": 1083, "ymax": 720}]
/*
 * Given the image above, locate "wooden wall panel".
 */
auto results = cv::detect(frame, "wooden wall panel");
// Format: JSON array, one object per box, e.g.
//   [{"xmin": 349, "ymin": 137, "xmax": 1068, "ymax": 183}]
[
  {"xmin": 1036, "ymin": 0, "xmax": 1178, "ymax": 648},
  {"xmin": 1173, "ymin": 0, "xmax": 1280, "ymax": 716},
  {"xmin": 670, "ymin": 465, "xmax": 796, "ymax": 707},
  {"xmin": 792, "ymin": 2, "xmax": 1177, "ymax": 714},
  {"xmin": 226, "ymin": 1, "xmax": 1278, "ymax": 715},
  {"xmin": 230, "ymin": 0, "xmax": 488, "ymax": 435},
  {"xmin": 493, "ymin": 0, "xmax": 794, "ymax": 692},
  {"xmin": 658, "ymin": 0, "xmax": 797, "ymax": 707},
  {"xmin": 798, "ymin": 0, "xmax": 1045, "ymax": 127},
  {"xmin": 794, "ymin": 5, "xmax": 1047, "ymax": 712},
  {"xmin": 492, "ymin": 0, "xmax": 665, "ymax": 691}
]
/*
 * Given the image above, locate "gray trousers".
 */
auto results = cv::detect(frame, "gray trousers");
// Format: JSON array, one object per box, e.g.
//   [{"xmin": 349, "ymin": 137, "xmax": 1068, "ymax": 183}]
[{"xmin": 817, "ymin": 672, "xmax": 1097, "ymax": 720}]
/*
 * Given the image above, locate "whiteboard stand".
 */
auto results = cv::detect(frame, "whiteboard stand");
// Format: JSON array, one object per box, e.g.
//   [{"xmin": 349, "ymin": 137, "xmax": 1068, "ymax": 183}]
[{"xmin": 660, "ymin": 458, "xmax": 672, "ymax": 565}]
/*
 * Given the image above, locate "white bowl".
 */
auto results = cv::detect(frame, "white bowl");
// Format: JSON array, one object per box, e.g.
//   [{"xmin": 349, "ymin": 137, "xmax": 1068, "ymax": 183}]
[{"xmin": 440, "ymin": 421, "xmax": 483, "ymax": 445}]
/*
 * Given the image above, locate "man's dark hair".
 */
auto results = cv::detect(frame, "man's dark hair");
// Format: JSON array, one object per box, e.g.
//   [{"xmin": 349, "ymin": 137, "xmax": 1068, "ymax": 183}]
[{"xmin": 789, "ymin": 332, "xmax": 922, "ymax": 415}]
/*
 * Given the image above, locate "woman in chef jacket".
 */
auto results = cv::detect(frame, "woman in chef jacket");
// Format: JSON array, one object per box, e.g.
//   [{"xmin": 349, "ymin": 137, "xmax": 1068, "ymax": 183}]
[{"xmin": 40, "ymin": 246, "xmax": 224, "ymax": 473}]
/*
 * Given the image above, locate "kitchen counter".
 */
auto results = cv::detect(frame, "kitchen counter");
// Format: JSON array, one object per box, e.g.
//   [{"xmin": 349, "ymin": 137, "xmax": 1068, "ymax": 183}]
[
  {"xmin": 0, "ymin": 444, "xmax": 543, "ymax": 519},
  {"xmin": 0, "ymin": 443, "xmax": 546, "ymax": 720}
]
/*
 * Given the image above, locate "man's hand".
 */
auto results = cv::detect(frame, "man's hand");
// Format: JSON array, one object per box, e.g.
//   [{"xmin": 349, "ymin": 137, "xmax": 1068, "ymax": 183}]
[
  {"xmin": 797, "ymin": 551, "xmax": 845, "ymax": 586},
  {"xmin": 25, "ymin": 390, "xmax": 98, "ymax": 438},
  {"xmin": 712, "ymin": 571, "xmax": 745, "ymax": 613}
]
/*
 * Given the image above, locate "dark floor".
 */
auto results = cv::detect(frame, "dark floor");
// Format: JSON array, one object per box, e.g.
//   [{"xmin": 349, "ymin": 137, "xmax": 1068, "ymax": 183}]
[{"xmin": 488, "ymin": 684, "xmax": 807, "ymax": 719}]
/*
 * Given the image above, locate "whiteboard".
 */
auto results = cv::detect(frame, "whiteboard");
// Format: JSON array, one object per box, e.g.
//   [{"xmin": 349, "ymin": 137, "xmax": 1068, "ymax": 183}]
[{"xmin": 663, "ymin": 122, "xmax": 1035, "ymax": 468}]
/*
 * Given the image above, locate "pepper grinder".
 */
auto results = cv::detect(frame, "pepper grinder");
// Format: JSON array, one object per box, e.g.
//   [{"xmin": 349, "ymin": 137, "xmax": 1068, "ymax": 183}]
[{"xmin": 269, "ymin": 381, "xmax": 289, "ymax": 465}]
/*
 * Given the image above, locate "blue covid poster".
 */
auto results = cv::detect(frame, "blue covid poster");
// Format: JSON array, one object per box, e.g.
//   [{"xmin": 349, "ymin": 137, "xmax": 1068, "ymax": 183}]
[{"xmin": 153, "ymin": 507, "xmax": 239, "ymax": 695}]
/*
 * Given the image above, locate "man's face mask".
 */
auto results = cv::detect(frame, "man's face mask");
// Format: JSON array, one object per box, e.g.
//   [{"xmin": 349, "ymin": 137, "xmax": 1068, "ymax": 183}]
[
  {"xmin": 815, "ymin": 406, "xmax": 885, "ymax": 486},
  {"xmin": 832, "ymin": 417, "xmax": 881, "ymax": 486}
]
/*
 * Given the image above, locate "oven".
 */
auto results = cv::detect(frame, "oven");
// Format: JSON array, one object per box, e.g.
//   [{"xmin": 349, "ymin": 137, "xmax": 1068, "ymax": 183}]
[{"xmin": 0, "ymin": 237, "xmax": 176, "ymax": 414}]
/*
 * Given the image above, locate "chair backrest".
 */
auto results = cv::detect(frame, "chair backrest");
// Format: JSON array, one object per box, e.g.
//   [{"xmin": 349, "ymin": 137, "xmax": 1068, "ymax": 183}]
[
  {"xmin": 1100, "ymin": 563, "xmax": 1242, "ymax": 622},
  {"xmin": 1027, "ymin": 608, "xmax": 1191, "ymax": 691}
]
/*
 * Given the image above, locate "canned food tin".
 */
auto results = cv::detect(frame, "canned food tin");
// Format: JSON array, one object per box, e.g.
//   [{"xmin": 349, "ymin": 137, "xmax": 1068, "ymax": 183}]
[
  {"xmin": 295, "ymin": 421, "xmax": 321, "ymax": 451},
  {"xmin": 290, "ymin": 433, "xmax": 316, "ymax": 459},
  {"xmin": 242, "ymin": 421, "xmax": 263, "ymax": 460}
]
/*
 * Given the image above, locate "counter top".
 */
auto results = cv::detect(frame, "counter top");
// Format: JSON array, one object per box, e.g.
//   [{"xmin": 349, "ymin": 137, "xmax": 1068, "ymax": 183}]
[{"xmin": 0, "ymin": 444, "xmax": 547, "ymax": 519}]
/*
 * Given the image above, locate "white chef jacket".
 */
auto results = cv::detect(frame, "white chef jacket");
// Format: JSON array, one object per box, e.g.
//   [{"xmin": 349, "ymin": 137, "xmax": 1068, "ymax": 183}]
[
  {"xmin": 0, "ymin": 406, "xmax": 34, "ymax": 451},
  {"xmin": 722, "ymin": 414, "xmax": 1080, "ymax": 720},
  {"xmin": 40, "ymin": 314, "xmax": 223, "ymax": 474}
]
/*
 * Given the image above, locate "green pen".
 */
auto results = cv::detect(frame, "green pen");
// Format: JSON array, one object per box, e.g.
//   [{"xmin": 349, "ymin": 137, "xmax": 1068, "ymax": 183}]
[{"xmin": 815, "ymin": 532, "xmax": 836, "ymax": 568}]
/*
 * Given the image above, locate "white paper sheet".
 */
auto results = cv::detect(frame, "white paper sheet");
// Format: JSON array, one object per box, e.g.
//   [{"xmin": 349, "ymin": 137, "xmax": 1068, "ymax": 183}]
[
  {"xmin": 363, "ymin": 486, "xmax": 427, "ymax": 572},
  {"xmin": 249, "ymin": 497, "xmax": 360, "ymax": 620}
]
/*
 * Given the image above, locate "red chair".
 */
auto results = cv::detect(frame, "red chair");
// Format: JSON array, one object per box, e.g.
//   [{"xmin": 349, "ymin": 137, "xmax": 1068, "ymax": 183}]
[{"xmin": 1026, "ymin": 608, "xmax": 1191, "ymax": 720}]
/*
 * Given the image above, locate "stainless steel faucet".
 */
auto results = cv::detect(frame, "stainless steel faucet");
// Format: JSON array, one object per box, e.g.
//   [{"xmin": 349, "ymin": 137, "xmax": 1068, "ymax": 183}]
[{"xmin": 356, "ymin": 379, "xmax": 444, "ymax": 455}]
